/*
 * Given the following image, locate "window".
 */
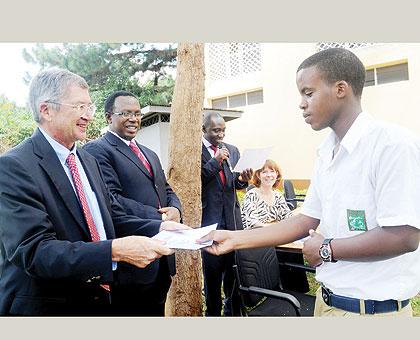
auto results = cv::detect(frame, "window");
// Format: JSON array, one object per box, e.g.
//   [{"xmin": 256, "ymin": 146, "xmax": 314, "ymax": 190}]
[
  {"xmin": 377, "ymin": 63, "xmax": 409, "ymax": 85},
  {"xmin": 364, "ymin": 69, "xmax": 375, "ymax": 87},
  {"xmin": 229, "ymin": 94, "xmax": 246, "ymax": 108},
  {"xmin": 364, "ymin": 62, "xmax": 409, "ymax": 87},
  {"xmin": 211, "ymin": 89, "xmax": 264, "ymax": 109},
  {"xmin": 212, "ymin": 97, "xmax": 228, "ymax": 109},
  {"xmin": 247, "ymin": 90, "xmax": 264, "ymax": 105}
]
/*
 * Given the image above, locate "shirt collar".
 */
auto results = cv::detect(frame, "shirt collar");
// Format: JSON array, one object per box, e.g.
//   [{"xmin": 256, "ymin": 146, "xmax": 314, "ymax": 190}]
[
  {"xmin": 202, "ymin": 137, "xmax": 213, "ymax": 149},
  {"xmin": 38, "ymin": 127, "xmax": 77, "ymax": 165},
  {"xmin": 109, "ymin": 130, "xmax": 131, "ymax": 146},
  {"xmin": 317, "ymin": 111, "xmax": 373, "ymax": 158}
]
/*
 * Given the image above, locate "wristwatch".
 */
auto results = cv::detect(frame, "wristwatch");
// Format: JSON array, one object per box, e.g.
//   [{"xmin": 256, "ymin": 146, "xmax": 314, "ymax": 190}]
[{"xmin": 319, "ymin": 238, "xmax": 337, "ymax": 263}]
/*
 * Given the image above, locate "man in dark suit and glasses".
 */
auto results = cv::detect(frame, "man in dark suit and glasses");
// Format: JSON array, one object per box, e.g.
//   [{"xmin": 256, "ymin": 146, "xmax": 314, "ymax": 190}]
[
  {"xmin": 0, "ymin": 68, "xmax": 188, "ymax": 316},
  {"xmin": 84, "ymin": 91, "xmax": 182, "ymax": 316},
  {"xmin": 201, "ymin": 111, "xmax": 253, "ymax": 316}
]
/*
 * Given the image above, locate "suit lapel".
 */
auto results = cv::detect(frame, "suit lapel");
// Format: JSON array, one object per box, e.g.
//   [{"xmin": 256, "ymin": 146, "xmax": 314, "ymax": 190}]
[
  {"xmin": 221, "ymin": 159, "xmax": 232, "ymax": 187},
  {"xmin": 105, "ymin": 132, "xmax": 153, "ymax": 180},
  {"xmin": 223, "ymin": 145, "xmax": 234, "ymax": 187},
  {"xmin": 138, "ymin": 145, "xmax": 167, "ymax": 207},
  {"xmin": 138, "ymin": 145, "xmax": 156, "ymax": 178},
  {"xmin": 202, "ymin": 143, "xmax": 212, "ymax": 163},
  {"xmin": 32, "ymin": 129, "xmax": 90, "ymax": 239},
  {"xmin": 77, "ymin": 150, "xmax": 116, "ymax": 239}
]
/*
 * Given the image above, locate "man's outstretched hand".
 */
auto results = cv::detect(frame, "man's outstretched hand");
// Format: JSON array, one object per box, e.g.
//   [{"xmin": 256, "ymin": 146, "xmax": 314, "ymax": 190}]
[{"xmin": 197, "ymin": 230, "xmax": 236, "ymax": 255}]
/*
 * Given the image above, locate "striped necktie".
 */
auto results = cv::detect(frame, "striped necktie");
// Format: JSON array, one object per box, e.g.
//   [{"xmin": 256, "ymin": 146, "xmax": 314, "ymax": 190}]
[
  {"xmin": 66, "ymin": 153, "xmax": 110, "ymax": 291},
  {"xmin": 129, "ymin": 141, "xmax": 153, "ymax": 177}
]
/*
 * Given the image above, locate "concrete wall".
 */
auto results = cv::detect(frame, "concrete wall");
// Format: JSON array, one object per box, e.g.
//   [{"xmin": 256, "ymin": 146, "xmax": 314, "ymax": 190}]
[
  {"xmin": 135, "ymin": 122, "xmax": 170, "ymax": 174},
  {"xmin": 205, "ymin": 43, "xmax": 420, "ymax": 184}
]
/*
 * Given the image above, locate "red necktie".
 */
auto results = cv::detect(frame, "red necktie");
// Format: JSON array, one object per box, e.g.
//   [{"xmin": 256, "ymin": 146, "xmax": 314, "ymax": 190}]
[
  {"xmin": 66, "ymin": 153, "xmax": 110, "ymax": 291},
  {"xmin": 129, "ymin": 141, "xmax": 153, "ymax": 177},
  {"xmin": 210, "ymin": 145, "xmax": 226, "ymax": 187},
  {"xmin": 129, "ymin": 141, "xmax": 161, "ymax": 208}
]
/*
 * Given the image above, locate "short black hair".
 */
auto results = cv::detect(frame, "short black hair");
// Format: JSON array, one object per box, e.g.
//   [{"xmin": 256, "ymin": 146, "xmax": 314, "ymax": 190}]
[
  {"xmin": 297, "ymin": 48, "xmax": 366, "ymax": 98},
  {"xmin": 203, "ymin": 111, "xmax": 224, "ymax": 129},
  {"xmin": 104, "ymin": 90, "xmax": 137, "ymax": 114}
]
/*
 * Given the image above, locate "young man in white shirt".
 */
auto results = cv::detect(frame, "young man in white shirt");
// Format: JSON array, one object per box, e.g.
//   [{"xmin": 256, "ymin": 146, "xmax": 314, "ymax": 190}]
[{"xmin": 199, "ymin": 47, "xmax": 420, "ymax": 316}]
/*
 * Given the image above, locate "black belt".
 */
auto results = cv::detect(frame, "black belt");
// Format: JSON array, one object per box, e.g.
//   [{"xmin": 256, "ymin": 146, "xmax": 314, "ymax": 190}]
[{"xmin": 321, "ymin": 286, "xmax": 410, "ymax": 314}]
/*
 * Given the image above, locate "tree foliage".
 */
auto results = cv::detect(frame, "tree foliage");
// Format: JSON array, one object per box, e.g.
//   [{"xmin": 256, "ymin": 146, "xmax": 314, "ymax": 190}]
[
  {"xmin": 0, "ymin": 95, "xmax": 35, "ymax": 153},
  {"xmin": 23, "ymin": 43, "xmax": 177, "ymax": 141}
]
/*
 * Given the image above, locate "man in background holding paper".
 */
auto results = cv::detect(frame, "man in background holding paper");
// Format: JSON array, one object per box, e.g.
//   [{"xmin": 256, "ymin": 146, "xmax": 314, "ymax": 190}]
[{"xmin": 201, "ymin": 111, "xmax": 253, "ymax": 316}]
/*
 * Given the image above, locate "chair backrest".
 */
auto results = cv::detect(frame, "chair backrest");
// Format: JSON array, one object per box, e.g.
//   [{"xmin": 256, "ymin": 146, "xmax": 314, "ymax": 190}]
[
  {"xmin": 246, "ymin": 184, "xmax": 255, "ymax": 192},
  {"xmin": 283, "ymin": 179, "xmax": 297, "ymax": 210},
  {"xmin": 235, "ymin": 247, "xmax": 281, "ymax": 308}
]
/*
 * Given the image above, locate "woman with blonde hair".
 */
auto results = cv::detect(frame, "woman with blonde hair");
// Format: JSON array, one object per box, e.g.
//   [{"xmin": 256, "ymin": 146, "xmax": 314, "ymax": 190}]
[
  {"xmin": 241, "ymin": 159, "xmax": 309, "ymax": 292},
  {"xmin": 241, "ymin": 159, "xmax": 291, "ymax": 229}
]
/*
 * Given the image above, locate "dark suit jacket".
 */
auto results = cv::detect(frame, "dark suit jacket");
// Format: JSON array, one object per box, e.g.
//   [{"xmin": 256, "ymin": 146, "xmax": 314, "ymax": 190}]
[
  {"xmin": 0, "ymin": 128, "xmax": 161, "ymax": 315},
  {"xmin": 201, "ymin": 142, "xmax": 248, "ymax": 230},
  {"xmin": 83, "ymin": 131, "xmax": 181, "ymax": 279}
]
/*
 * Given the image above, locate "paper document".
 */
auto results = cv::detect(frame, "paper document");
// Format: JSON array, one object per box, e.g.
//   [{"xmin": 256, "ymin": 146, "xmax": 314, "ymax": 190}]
[
  {"xmin": 294, "ymin": 236, "xmax": 310, "ymax": 244},
  {"xmin": 152, "ymin": 224, "xmax": 217, "ymax": 250},
  {"xmin": 233, "ymin": 147, "xmax": 273, "ymax": 172}
]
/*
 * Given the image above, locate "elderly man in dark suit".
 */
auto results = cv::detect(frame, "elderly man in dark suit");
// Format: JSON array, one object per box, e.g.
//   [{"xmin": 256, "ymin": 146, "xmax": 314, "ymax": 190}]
[
  {"xmin": 83, "ymin": 91, "xmax": 181, "ymax": 316},
  {"xmin": 0, "ymin": 68, "xmax": 188, "ymax": 316},
  {"xmin": 201, "ymin": 111, "xmax": 253, "ymax": 316}
]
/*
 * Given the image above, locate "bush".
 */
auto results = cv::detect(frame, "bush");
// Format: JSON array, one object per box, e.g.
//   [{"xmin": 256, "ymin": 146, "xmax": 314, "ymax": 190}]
[{"xmin": 0, "ymin": 96, "xmax": 36, "ymax": 152}]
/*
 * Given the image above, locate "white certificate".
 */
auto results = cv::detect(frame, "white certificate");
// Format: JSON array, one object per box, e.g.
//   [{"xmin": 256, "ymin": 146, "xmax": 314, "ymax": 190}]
[
  {"xmin": 152, "ymin": 224, "xmax": 217, "ymax": 250},
  {"xmin": 233, "ymin": 147, "xmax": 273, "ymax": 172}
]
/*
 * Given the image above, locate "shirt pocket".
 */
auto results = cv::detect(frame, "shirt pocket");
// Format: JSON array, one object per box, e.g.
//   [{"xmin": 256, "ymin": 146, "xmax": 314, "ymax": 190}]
[{"xmin": 335, "ymin": 192, "xmax": 377, "ymax": 237}]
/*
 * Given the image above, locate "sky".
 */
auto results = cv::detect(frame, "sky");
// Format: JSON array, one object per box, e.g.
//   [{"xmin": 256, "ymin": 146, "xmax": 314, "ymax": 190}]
[{"xmin": 0, "ymin": 43, "xmax": 40, "ymax": 106}]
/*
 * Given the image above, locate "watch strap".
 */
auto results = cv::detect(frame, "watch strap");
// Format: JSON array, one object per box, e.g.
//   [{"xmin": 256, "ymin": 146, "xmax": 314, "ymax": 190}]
[{"xmin": 323, "ymin": 238, "xmax": 337, "ymax": 262}]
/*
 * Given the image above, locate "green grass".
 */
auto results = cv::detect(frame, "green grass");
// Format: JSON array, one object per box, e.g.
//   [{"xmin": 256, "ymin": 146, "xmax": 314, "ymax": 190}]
[
  {"xmin": 306, "ymin": 272, "xmax": 319, "ymax": 296},
  {"xmin": 411, "ymin": 294, "xmax": 420, "ymax": 316}
]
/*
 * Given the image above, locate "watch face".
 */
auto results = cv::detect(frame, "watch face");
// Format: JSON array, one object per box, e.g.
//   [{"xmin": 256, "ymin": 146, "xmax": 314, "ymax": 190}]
[{"xmin": 320, "ymin": 247, "xmax": 330, "ymax": 259}]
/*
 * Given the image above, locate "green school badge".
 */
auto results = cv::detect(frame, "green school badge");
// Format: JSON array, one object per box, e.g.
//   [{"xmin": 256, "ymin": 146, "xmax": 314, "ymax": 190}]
[{"xmin": 347, "ymin": 209, "xmax": 367, "ymax": 231}]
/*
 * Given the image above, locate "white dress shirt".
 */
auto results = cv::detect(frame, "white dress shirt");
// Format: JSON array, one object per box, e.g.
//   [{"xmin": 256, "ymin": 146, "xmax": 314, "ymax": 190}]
[
  {"xmin": 39, "ymin": 127, "xmax": 116, "ymax": 270},
  {"xmin": 301, "ymin": 112, "xmax": 420, "ymax": 300}
]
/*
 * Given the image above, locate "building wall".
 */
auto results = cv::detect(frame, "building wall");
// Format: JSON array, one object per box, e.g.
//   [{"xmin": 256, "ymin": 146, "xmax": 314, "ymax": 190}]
[
  {"xmin": 205, "ymin": 43, "xmax": 420, "ymax": 185},
  {"xmin": 135, "ymin": 122, "xmax": 170, "ymax": 174},
  {"xmin": 359, "ymin": 43, "xmax": 420, "ymax": 128}
]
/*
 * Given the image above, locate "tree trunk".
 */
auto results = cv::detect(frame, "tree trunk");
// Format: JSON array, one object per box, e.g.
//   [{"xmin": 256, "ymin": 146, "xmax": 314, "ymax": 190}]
[{"xmin": 165, "ymin": 43, "xmax": 205, "ymax": 316}]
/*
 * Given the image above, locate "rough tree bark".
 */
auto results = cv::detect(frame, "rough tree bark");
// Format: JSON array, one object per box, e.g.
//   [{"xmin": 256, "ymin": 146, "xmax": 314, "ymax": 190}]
[{"xmin": 165, "ymin": 43, "xmax": 205, "ymax": 316}]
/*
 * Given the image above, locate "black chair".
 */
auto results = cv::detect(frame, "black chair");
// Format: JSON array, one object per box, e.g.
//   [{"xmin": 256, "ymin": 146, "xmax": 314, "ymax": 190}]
[
  {"xmin": 233, "ymin": 247, "xmax": 315, "ymax": 316},
  {"xmin": 283, "ymin": 180, "xmax": 305, "ymax": 211},
  {"xmin": 246, "ymin": 184, "xmax": 255, "ymax": 192},
  {"xmin": 276, "ymin": 249, "xmax": 311, "ymax": 293}
]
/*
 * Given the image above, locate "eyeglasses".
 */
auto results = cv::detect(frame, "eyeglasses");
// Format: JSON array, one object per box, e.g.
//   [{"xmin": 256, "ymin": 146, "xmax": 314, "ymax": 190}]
[
  {"xmin": 47, "ymin": 101, "xmax": 96, "ymax": 116},
  {"xmin": 112, "ymin": 112, "xmax": 143, "ymax": 118}
]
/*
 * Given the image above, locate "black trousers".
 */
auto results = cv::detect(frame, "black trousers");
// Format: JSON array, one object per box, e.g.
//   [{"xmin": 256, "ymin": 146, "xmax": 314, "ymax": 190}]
[
  {"xmin": 202, "ymin": 250, "xmax": 239, "ymax": 316},
  {"xmin": 111, "ymin": 260, "xmax": 172, "ymax": 316}
]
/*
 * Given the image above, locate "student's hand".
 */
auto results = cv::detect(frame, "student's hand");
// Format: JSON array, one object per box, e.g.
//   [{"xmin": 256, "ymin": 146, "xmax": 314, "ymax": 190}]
[
  {"xmin": 159, "ymin": 220, "xmax": 191, "ymax": 232},
  {"xmin": 302, "ymin": 229, "xmax": 324, "ymax": 267},
  {"xmin": 159, "ymin": 206, "xmax": 181, "ymax": 222},
  {"xmin": 239, "ymin": 168, "xmax": 253, "ymax": 182},
  {"xmin": 112, "ymin": 236, "xmax": 174, "ymax": 268},
  {"xmin": 197, "ymin": 230, "xmax": 236, "ymax": 255}
]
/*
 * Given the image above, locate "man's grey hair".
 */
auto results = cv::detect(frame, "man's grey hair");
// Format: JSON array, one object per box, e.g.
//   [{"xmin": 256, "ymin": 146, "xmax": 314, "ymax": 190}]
[{"xmin": 28, "ymin": 67, "xmax": 89, "ymax": 123}]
